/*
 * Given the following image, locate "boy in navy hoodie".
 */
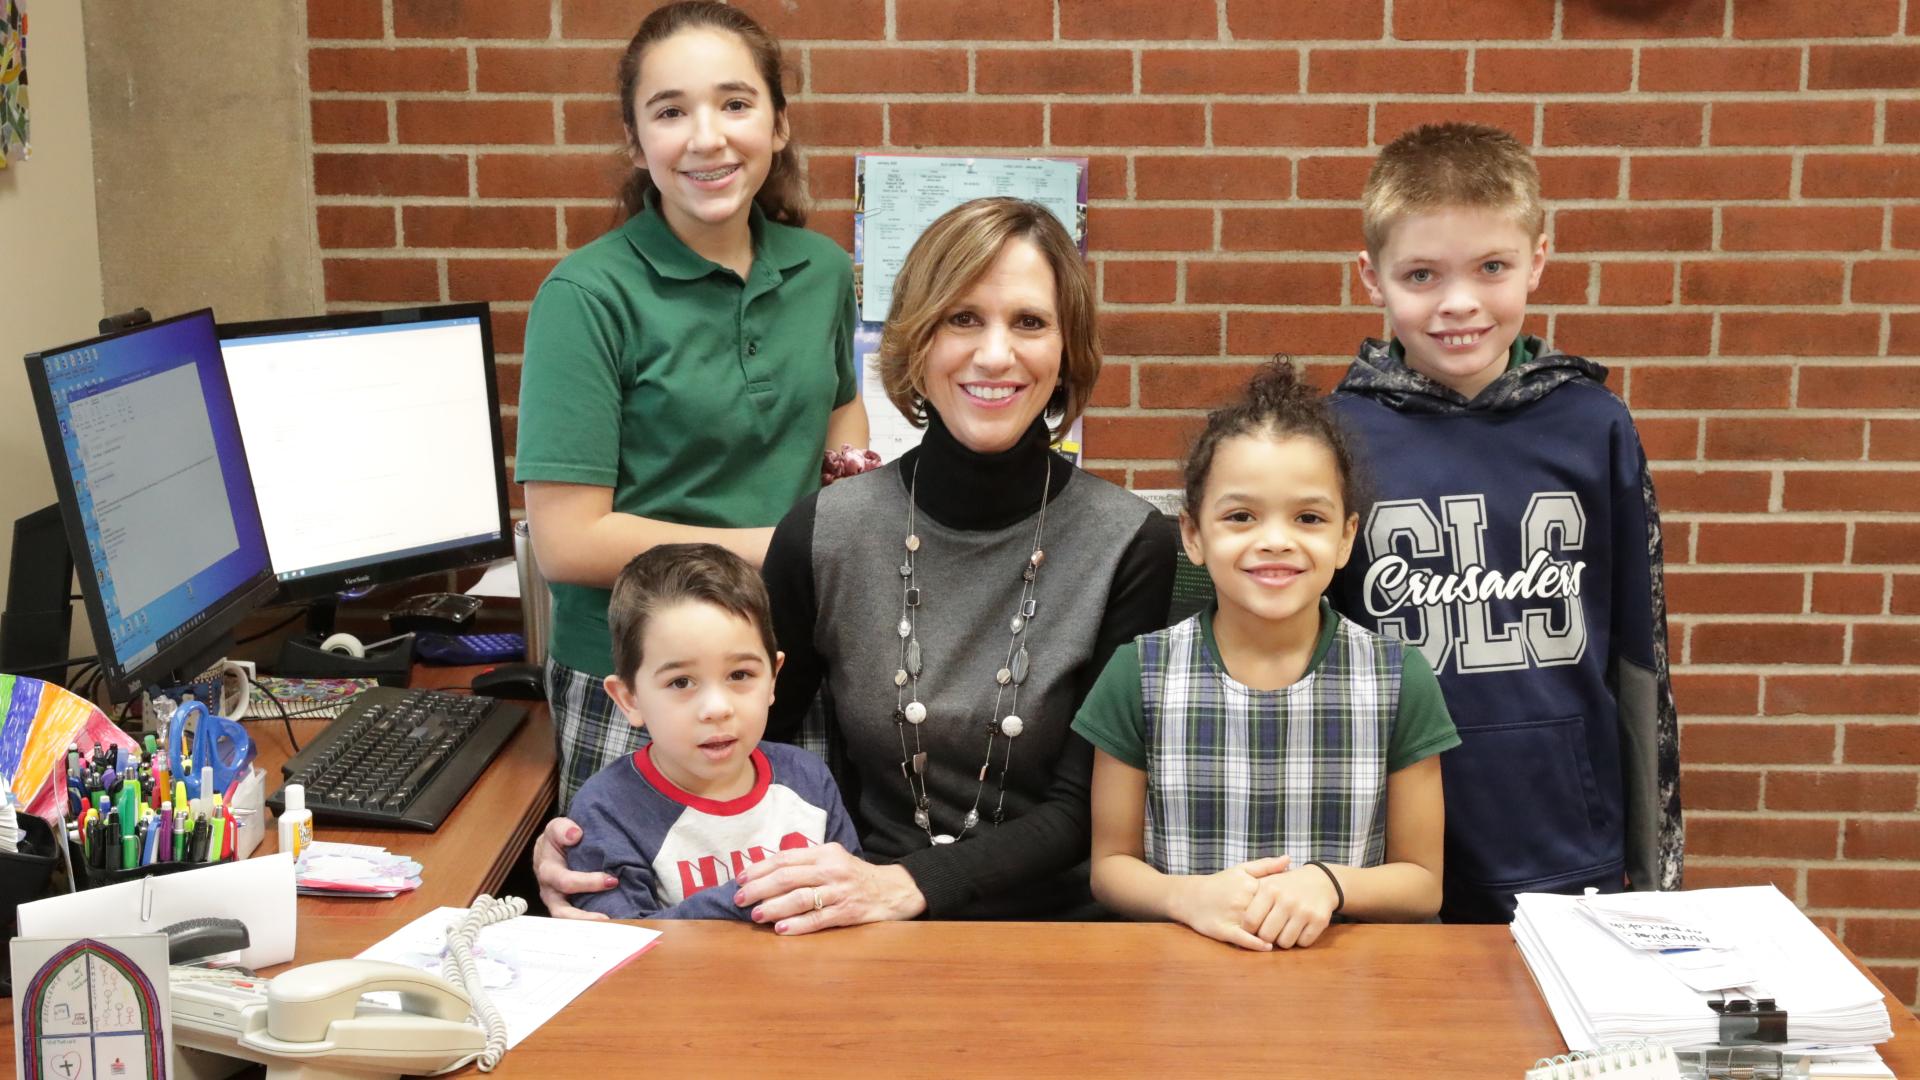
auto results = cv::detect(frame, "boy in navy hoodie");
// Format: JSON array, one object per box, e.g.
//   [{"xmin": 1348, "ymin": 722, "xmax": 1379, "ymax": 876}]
[{"xmin": 1328, "ymin": 123, "xmax": 1682, "ymax": 922}]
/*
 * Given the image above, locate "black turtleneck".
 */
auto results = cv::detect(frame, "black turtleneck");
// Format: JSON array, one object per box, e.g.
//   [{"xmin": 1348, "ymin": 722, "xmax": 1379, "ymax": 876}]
[
  {"xmin": 760, "ymin": 411, "xmax": 1177, "ymax": 917},
  {"xmin": 896, "ymin": 410, "xmax": 1075, "ymax": 531}
]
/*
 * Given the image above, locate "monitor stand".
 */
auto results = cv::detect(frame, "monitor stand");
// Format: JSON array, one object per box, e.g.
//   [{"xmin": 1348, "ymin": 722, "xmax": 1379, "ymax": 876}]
[{"xmin": 273, "ymin": 594, "xmax": 415, "ymax": 686}]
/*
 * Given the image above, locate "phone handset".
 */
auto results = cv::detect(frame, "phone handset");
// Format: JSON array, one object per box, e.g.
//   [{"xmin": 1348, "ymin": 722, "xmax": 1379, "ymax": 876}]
[
  {"xmin": 245, "ymin": 959, "xmax": 486, "ymax": 1077},
  {"xmin": 264, "ymin": 959, "xmax": 472, "ymax": 1041},
  {"xmin": 172, "ymin": 960, "xmax": 486, "ymax": 1080},
  {"xmin": 170, "ymin": 894, "xmax": 527, "ymax": 1078}
]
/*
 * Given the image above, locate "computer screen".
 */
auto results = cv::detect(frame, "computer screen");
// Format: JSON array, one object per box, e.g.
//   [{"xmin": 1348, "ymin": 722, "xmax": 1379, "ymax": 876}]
[
  {"xmin": 215, "ymin": 303, "xmax": 512, "ymax": 601},
  {"xmin": 25, "ymin": 309, "xmax": 278, "ymax": 701}
]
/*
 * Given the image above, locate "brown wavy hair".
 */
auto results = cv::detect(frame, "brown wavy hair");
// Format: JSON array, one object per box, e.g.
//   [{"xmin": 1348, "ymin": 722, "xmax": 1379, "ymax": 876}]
[
  {"xmin": 876, "ymin": 198, "xmax": 1098, "ymax": 442},
  {"xmin": 614, "ymin": 1, "xmax": 806, "ymax": 226}
]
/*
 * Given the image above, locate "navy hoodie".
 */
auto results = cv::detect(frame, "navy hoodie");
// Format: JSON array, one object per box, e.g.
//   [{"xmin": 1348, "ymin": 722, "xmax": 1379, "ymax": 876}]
[{"xmin": 1329, "ymin": 337, "xmax": 1683, "ymax": 923}]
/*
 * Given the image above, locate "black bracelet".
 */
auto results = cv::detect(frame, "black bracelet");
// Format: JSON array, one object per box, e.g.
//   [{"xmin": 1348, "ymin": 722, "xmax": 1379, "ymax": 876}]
[{"xmin": 1305, "ymin": 860, "xmax": 1345, "ymax": 914}]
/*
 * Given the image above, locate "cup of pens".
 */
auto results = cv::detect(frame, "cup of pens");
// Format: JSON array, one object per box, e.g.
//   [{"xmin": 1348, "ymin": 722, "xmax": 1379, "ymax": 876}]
[{"xmin": 62, "ymin": 733, "xmax": 250, "ymax": 890}]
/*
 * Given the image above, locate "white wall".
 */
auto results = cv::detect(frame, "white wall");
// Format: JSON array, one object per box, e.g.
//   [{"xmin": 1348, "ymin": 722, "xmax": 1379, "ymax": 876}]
[{"xmin": 0, "ymin": 1, "xmax": 102, "ymax": 634}]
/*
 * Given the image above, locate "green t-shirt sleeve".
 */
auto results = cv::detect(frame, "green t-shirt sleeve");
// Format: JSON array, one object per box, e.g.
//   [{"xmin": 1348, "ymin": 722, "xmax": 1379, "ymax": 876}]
[
  {"xmin": 1387, "ymin": 645, "xmax": 1461, "ymax": 773},
  {"xmin": 514, "ymin": 277, "xmax": 626, "ymax": 488},
  {"xmin": 832, "ymin": 268, "xmax": 858, "ymax": 409},
  {"xmin": 1069, "ymin": 642, "xmax": 1148, "ymax": 770}
]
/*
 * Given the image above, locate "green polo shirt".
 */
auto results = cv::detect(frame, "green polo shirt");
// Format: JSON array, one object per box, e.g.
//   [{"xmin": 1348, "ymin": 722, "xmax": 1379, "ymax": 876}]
[{"xmin": 515, "ymin": 198, "xmax": 857, "ymax": 676}]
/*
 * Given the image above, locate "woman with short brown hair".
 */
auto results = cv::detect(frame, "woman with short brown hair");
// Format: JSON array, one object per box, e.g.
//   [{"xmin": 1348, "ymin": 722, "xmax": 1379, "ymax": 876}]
[{"xmin": 538, "ymin": 198, "xmax": 1175, "ymax": 928}]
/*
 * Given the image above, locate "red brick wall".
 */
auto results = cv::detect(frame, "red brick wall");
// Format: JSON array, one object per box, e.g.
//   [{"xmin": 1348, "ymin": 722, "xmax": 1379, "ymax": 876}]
[{"xmin": 307, "ymin": 0, "xmax": 1920, "ymax": 1004}]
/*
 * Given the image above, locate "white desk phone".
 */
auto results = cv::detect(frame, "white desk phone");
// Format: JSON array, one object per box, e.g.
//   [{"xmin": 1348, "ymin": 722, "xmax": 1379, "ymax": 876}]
[{"xmin": 171, "ymin": 895, "xmax": 525, "ymax": 1080}]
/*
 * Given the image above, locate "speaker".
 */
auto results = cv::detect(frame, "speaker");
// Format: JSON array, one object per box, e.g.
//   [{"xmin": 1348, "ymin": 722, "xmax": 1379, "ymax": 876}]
[{"xmin": 1, "ymin": 503, "xmax": 76, "ymax": 677}]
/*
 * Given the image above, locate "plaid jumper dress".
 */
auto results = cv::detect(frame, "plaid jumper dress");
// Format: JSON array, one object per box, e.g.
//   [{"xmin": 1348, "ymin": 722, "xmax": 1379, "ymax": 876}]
[{"xmin": 1140, "ymin": 613, "xmax": 1405, "ymax": 876}]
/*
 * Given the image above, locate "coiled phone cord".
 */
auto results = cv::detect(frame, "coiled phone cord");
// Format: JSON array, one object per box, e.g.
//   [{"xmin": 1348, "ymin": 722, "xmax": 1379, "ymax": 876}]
[{"xmin": 443, "ymin": 893, "xmax": 527, "ymax": 1071}]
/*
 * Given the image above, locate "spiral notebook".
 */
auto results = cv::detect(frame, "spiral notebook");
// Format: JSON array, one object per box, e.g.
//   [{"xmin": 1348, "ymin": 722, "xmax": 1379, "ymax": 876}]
[{"xmin": 1525, "ymin": 1041, "xmax": 1681, "ymax": 1080}]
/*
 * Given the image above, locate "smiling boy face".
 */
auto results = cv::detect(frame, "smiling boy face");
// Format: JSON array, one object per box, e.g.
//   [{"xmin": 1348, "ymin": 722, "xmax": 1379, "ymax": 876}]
[{"xmin": 1358, "ymin": 205, "xmax": 1548, "ymax": 402}]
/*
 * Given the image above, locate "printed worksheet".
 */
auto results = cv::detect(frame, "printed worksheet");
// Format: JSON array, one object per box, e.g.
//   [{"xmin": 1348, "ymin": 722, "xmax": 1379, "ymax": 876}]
[{"xmin": 357, "ymin": 907, "xmax": 660, "ymax": 1049}]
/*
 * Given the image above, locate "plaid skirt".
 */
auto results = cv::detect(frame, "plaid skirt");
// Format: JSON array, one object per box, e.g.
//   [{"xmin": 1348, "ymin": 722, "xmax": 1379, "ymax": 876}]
[{"xmin": 545, "ymin": 656, "xmax": 648, "ymax": 813}]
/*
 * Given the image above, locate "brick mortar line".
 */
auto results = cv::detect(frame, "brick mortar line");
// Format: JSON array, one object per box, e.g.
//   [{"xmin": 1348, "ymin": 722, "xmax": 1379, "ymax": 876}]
[
  {"xmin": 306, "ymin": 87, "xmax": 1920, "ymax": 105},
  {"xmin": 1698, "ymin": 852, "xmax": 1920, "ymax": 866},
  {"xmin": 1681, "ymin": 663, "xmax": 1920, "ymax": 673},
  {"xmin": 310, "ymin": 36, "xmax": 1920, "ymax": 47}
]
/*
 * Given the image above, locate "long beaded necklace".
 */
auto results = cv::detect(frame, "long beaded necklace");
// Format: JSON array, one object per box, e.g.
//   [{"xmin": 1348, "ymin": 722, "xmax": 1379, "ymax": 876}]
[{"xmin": 893, "ymin": 460, "xmax": 1050, "ymax": 846}]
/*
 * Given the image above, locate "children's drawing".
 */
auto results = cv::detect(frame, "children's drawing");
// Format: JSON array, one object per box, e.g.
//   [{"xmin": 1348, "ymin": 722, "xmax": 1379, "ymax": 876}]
[{"xmin": 13, "ymin": 938, "xmax": 168, "ymax": 1080}]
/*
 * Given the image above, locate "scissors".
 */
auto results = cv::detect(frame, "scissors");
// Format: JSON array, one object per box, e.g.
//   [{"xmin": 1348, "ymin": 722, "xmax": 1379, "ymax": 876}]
[{"xmin": 168, "ymin": 699, "xmax": 256, "ymax": 800}]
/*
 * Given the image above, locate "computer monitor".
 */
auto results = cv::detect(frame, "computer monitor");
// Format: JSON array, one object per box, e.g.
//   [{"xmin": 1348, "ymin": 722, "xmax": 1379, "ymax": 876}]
[
  {"xmin": 215, "ymin": 303, "xmax": 513, "ymax": 605},
  {"xmin": 24, "ymin": 309, "xmax": 279, "ymax": 702}
]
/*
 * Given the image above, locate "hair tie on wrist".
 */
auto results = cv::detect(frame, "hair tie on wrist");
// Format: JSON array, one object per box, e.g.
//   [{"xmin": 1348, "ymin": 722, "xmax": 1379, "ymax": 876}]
[{"xmin": 1305, "ymin": 860, "xmax": 1344, "ymax": 914}]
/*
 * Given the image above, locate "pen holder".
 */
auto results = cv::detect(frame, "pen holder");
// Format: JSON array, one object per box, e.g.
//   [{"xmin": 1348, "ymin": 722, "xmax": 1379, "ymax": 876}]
[
  {"xmin": 63, "ymin": 841, "xmax": 206, "ymax": 892},
  {"xmin": 1, "ymin": 813, "xmax": 61, "ymax": 995},
  {"xmin": 229, "ymin": 767, "xmax": 267, "ymax": 860}
]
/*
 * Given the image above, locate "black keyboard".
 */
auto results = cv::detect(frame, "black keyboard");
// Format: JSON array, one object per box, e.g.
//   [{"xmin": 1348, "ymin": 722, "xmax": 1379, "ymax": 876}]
[{"xmin": 266, "ymin": 687, "xmax": 527, "ymax": 831}]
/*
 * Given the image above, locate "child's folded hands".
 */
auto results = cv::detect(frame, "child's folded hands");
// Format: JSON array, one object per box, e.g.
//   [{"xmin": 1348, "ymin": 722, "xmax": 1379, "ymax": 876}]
[
  {"xmin": 1242, "ymin": 866, "xmax": 1340, "ymax": 950},
  {"xmin": 1169, "ymin": 855, "xmax": 1293, "ymax": 951}
]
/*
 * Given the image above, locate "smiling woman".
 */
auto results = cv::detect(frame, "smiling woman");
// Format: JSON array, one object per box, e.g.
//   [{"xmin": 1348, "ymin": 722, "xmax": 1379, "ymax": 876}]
[{"xmin": 533, "ymin": 198, "xmax": 1179, "ymax": 930}]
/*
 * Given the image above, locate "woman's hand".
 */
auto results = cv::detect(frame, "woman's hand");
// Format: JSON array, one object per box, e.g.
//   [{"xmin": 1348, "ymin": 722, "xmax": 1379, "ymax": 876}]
[
  {"xmin": 1243, "ymin": 866, "xmax": 1340, "ymax": 949},
  {"xmin": 532, "ymin": 816, "xmax": 618, "ymax": 920},
  {"xmin": 732, "ymin": 843, "xmax": 927, "ymax": 935},
  {"xmin": 1167, "ymin": 856, "xmax": 1293, "ymax": 951}
]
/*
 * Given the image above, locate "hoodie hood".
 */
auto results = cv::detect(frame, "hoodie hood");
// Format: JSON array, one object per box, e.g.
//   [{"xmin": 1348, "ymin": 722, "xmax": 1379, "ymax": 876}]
[{"xmin": 1335, "ymin": 335, "xmax": 1609, "ymax": 416}]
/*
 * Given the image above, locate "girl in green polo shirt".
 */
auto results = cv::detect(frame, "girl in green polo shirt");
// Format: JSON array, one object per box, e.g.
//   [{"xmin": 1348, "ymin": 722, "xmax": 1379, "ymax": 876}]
[
  {"xmin": 514, "ymin": 1, "xmax": 867, "ymax": 809},
  {"xmin": 1073, "ymin": 361, "xmax": 1459, "ymax": 951}
]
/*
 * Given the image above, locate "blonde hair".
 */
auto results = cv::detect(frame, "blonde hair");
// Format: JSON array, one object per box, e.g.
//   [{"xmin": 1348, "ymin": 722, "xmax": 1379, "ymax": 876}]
[
  {"xmin": 876, "ymin": 198, "xmax": 1098, "ymax": 442},
  {"xmin": 1362, "ymin": 122, "xmax": 1544, "ymax": 256}
]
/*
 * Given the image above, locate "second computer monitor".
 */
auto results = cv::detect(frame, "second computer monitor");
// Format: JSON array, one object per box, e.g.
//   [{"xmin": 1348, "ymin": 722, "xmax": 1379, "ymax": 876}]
[{"xmin": 216, "ymin": 303, "xmax": 513, "ymax": 601}]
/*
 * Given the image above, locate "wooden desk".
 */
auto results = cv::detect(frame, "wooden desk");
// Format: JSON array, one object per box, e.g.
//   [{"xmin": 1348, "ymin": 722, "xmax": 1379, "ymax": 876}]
[
  {"xmin": 283, "ymin": 917, "xmax": 1920, "ymax": 1079},
  {"xmin": 14, "ymin": 677, "xmax": 1918, "ymax": 1078},
  {"xmin": 244, "ymin": 666, "xmax": 557, "ymax": 918}
]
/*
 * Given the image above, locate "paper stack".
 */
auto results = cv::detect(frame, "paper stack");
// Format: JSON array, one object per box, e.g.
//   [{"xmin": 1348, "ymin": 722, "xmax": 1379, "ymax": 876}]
[
  {"xmin": 1512, "ymin": 886, "xmax": 1894, "ymax": 1077},
  {"xmin": 295, "ymin": 841, "xmax": 423, "ymax": 897}
]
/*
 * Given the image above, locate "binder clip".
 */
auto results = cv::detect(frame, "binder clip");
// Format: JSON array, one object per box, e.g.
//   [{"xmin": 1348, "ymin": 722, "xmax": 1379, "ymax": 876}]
[{"xmin": 1709, "ymin": 995, "xmax": 1788, "ymax": 1045}]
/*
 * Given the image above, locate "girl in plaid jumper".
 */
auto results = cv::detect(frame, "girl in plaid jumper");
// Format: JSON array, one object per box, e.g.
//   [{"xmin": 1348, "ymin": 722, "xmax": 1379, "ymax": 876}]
[{"xmin": 1075, "ymin": 361, "xmax": 1460, "ymax": 951}]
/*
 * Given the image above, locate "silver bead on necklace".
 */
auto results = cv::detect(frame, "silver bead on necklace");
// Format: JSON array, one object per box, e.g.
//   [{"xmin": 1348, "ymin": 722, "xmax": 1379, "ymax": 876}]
[{"xmin": 892, "ymin": 459, "xmax": 1052, "ymax": 846}]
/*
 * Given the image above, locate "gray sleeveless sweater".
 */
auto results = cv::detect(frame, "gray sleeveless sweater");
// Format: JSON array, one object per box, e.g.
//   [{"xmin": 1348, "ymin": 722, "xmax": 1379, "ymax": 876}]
[{"xmin": 764, "ymin": 414, "xmax": 1175, "ymax": 918}]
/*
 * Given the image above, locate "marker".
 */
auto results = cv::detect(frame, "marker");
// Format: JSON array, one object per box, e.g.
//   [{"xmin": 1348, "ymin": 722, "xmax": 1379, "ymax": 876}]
[
  {"xmin": 157, "ymin": 802, "xmax": 173, "ymax": 864},
  {"xmin": 208, "ymin": 803, "xmax": 227, "ymax": 863}
]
